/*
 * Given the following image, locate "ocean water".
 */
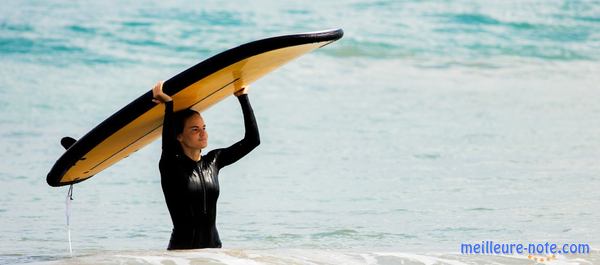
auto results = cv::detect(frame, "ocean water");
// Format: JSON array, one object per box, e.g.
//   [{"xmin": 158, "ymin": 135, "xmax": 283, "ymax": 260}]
[{"xmin": 1, "ymin": 0, "xmax": 600, "ymax": 264}]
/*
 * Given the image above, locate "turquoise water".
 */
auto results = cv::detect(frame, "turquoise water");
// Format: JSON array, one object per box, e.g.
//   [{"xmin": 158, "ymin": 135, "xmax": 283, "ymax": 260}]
[{"xmin": 1, "ymin": 0, "xmax": 600, "ymax": 264}]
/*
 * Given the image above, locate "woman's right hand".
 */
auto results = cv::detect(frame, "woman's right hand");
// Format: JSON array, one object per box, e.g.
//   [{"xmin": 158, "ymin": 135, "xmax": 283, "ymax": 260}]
[{"xmin": 152, "ymin": 81, "xmax": 173, "ymax": 103}]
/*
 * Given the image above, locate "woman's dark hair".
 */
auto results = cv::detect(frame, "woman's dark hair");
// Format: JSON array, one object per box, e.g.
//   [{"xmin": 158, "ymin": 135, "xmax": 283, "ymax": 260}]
[{"xmin": 173, "ymin": 109, "xmax": 200, "ymax": 136}]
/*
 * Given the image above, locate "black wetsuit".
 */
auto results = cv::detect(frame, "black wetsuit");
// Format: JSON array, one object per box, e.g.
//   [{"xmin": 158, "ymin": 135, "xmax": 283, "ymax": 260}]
[{"xmin": 159, "ymin": 94, "xmax": 259, "ymax": 250}]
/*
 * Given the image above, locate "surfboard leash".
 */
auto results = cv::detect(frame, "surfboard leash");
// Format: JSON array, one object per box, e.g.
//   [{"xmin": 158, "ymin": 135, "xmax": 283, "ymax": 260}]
[{"xmin": 65, "ymin": 184, "xmax": 74, "ymax": 257}]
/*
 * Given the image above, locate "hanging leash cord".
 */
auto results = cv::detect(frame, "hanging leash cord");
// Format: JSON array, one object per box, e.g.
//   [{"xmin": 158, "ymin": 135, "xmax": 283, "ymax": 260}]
[{"xmin": 65, "ymin": 184, "xmax": 74, "ymax": 257}]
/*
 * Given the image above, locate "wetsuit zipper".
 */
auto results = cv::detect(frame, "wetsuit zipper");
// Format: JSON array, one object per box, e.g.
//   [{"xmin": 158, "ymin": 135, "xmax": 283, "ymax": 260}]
[{"xmin": 194, "ymin": 166, "xmax": 207, "ymax": 214}]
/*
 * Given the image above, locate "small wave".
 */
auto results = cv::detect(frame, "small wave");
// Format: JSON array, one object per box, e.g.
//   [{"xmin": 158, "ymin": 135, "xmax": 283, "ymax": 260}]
[
  {"xmin": 575, "ymin": 16, "xmax": 600, "ymax": 23},
  {"xmin": 66, "ymin": 25, "xmax": 97, "ymax": 34},
  {"xmin": 285, "ymin": 9, "xmax": 310, "ymax": 15},
  {"xmin": 137, "ymin": 9, "xmax": 246, "ymax": 27},
  {"xmin": 0, "ymin": 22, "xmax": 33, "ymax": 32},
  {"xmin": 0, "ymin": 37, "xmax": 81, "ymax": 55},
  {"xmin": 434, "ymin": 226, "xmax": 482, "ymax": 232},
  {"xmin": 351, "ymin": 0, "xmax": 396, "ymax": 10},
  {"xmin": 265, "ymin": 233, "xmax": 302, "ymax": 240},
  {"xmin": 322, "ymin": 38, "xmax": 404, "ymax": 59},
  {"xmin": 465, "ymin": 207, "xmax": 495, "ymax": 212},
  {"xmin": 311, "ymin": 229, "xmax": 358, "ymax": 239},
  {"xmin": 0, "ymin": 254, "xmax": 62, "ymax": 265},
  {"xmin": 0, "ymin": 35, "xmax": 132, "ymax": 66},
  {"xmin": 436, "ymin": 13, "xmax": 593, "ymax": 44},
  {"xmin": 439, "ymin": 12, "xmax": 540, "ymax": 31},
  {"xmin": 308, "ymin": 229, "xmax": 417, "ymax": 243},
  {"xmin": 18, "ymin": 248, "xmax": 600, "ymax": 265},
  {"xmin": 323, "ymin": 33, "xmax": 593, "ymax": 64},
  {"xmin": 425, "ymin": 11, "xmax": 598, "ymax": 62},
  {"xmin": 414, "ymin": 153, "xmax": 441, "ymax": 160},
  {"xmin": 449, "ymin": 14, "xmax": 502, "ymax": 25},
  {"xmin": 121, "ymin": 21, "xmax": 154, "ymax": 28}
]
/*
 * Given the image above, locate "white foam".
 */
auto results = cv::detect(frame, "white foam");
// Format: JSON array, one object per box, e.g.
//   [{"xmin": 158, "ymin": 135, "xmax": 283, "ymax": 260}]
[
  {"xmin": 115, "ymin": 254, "xmax": 192, "ymax": 265},
  {"xmin": 374, "ymin": 252, "xmax": 469, "ymax": 265},
  {"xmin": 359, "ymin": 253, "xmax": 378, "ymax": 265},
  {"xmin": 25, "ymin": 248, "xmax": 599, "ymax": 265}
]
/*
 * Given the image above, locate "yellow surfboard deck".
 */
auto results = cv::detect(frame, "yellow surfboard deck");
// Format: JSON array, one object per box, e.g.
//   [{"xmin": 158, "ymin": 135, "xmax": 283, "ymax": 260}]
[{"xmin": 47, "ymin": 29, "xmax": 343, "ymax": 187}]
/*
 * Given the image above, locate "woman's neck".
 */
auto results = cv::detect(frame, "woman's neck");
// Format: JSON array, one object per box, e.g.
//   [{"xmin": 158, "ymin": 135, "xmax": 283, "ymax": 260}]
[{"xmin": 181, "ymin": 146, "xmax": 202, "ymax": 161}]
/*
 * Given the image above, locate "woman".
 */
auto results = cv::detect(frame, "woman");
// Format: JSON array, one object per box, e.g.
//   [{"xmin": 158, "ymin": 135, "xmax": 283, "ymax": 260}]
[{"xmin": 152, "ymin": 81, "xmax": 260, "ymax": 250}]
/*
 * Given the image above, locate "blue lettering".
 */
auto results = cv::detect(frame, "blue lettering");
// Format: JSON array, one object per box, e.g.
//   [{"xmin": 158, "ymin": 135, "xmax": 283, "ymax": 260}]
[
  {"xmin": 570, "ymin": 244, "xmax": 578, "ymax": 253},
  {"xmin": 536, "ymin": 243, "xmax": 544, "ymax": 254},
  {"xmin": 549, "ymin": 244, "xmax": 557, "ymax": 254},
  {"xmin": 528, "ymin": 243, "xmax": 535, "ymax": 254},
  {"xmin": 516, "ymin": 244, "xmax": 524, "ymax": 254},
  {"xmin": 500, "ymin": 243, "xmax": 508, "ymax": 254},
  {"xmin": 461, "ymin": 243, "xmax": 473, "ymax": 254},
  {"xmin": 460, "ymin": 242, "xmax": 589, "ymax": 255}
]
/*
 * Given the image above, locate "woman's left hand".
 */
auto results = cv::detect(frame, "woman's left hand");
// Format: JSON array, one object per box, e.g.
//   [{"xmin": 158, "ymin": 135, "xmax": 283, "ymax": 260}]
[{"xmin": 152, "ymin": 81, "xmax": 173, "ymax": 103}]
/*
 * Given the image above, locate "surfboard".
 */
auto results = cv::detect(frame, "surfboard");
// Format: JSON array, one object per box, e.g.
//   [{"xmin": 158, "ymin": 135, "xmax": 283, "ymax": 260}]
[{"xmin": 46, "ymin": 28, "xmax": 344, "ymax": 187}]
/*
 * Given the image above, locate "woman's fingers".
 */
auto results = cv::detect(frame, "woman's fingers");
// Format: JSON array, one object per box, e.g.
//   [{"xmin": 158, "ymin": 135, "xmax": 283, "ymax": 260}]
[
  {"xmin": 153, "ymin": 82, "xmax": 161, "ymax": 94},
  {"xmin": 152, "ymin": 80, "xmax": 172, "ymax": 103},
  {"xmin": 152, "ymin": 81, "xmax": 165, "ymax": 101}
]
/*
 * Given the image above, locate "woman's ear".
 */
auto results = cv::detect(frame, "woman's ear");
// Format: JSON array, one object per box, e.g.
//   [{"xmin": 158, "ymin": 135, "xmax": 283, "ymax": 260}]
[{"xmin": 176, "ymin": 134, "xmax": 183, "ymax": 142}]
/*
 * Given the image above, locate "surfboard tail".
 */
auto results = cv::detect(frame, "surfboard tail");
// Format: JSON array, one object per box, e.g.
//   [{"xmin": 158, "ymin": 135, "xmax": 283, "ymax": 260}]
[{"xmin": 61, "ymin": 137, "xmax": 77, "ymax": 150}]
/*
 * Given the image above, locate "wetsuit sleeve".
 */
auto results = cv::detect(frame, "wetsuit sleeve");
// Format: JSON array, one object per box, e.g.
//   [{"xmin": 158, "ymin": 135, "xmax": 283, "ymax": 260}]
[
  {"xmin": 217, "ymin": 94, "xmax": 260, "ymax": 169},
  {"xmin": 162, "ymin": 101, "xmax": 178, "ymax": 156}
]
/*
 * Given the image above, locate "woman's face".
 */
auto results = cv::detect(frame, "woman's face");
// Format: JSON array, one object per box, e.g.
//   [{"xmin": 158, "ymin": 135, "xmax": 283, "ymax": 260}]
[{"xmin": 177, "ymin": 113, "xmax": 208, "ymax": 150}]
